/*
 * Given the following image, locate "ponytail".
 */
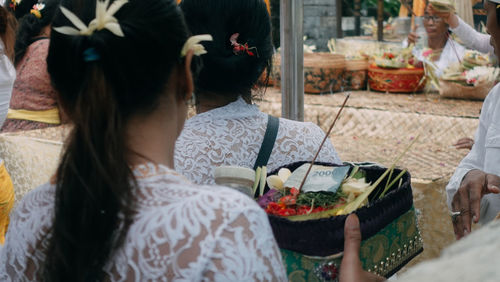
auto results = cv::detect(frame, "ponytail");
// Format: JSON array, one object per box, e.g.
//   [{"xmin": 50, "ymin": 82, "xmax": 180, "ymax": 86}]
[
  {"xmin": 45, "ymin": 0, "xmax": 191, "ymax": 279},
  {"xmin": 44, "ymin": 67, "xmax": 136, "ymax": 281}
]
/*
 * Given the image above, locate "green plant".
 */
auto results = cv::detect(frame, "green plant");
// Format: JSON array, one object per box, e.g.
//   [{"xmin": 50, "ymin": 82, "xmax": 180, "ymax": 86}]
[{"xmin": 365, "ymin": 0, "xmax": 401, "ymax": 19}]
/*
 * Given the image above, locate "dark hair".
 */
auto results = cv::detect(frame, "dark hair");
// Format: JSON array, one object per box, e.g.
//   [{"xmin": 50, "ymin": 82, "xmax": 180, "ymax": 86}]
[
  {"xmin": 5, "ymin": 0, "xmax": 38, "ymax": 20},
  {"xmin": 44, "ymin": 0, "xmax": 190, "ymax": 280},
  {"xmin": 0, "ymin": 5, "xmax": 17, "ymax": 61},
  {"xmin": 13, "ymin": 0, "xmax": 60, "ymax": 65},
  {"xmin": 496, "ymin": 1, "xmax": 500, "ymax": 26},
  {"xmin": 180, "ymin": 0, "xmax": 273, "ymax": 102}
]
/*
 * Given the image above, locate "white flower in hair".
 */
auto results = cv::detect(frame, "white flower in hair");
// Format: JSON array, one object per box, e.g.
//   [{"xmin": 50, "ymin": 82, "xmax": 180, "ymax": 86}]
[
  {"xmin": 53, "ymin": 0, "xmax": 128, "ymax": 37},
  {"xmin": 181, "ymin": 35, "xmax": 213, "ymax": 57}
]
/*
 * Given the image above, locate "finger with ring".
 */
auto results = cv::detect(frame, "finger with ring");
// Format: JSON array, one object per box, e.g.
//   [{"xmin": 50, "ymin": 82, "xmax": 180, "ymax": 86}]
[{"xmin": 450, "ymin": 211, "xmax": 461, "ymax": 223}]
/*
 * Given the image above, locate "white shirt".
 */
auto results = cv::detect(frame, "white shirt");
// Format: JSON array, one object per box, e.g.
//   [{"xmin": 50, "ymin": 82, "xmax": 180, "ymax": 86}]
[
  {"xmin": 0, "ymin": 163, "xmax": 286, "ymax": 281},
  {"xmin": 413, "ymin": 38, "xmax": 466, "ymax": 77},
  {"xmin": 446, "ymin": 83, "xmax": 500, "ymax": 224},
  {"xmin": 397, "ymin": 219, "xmax": 500, "ymax": 282},
  {"xmin": 451, "ymin": 17, "xmax": 494, "ymax": 55},
  {"xmin": 175, "ymin": 97, "xmax": 342, "ymax": 185},
  {"xmin": 0, "ymin": 39, "xmax": 15, "ymax": 128}
]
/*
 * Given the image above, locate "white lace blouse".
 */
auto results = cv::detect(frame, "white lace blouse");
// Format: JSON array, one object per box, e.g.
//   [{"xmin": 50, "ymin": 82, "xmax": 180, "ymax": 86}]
[
  {"xmin": 0, "ymin": 163, "xmax": 286, "ymax": 281},
  {"xmin": 175, "ymin": 97, "xmax": 342, "ymax": 185}
]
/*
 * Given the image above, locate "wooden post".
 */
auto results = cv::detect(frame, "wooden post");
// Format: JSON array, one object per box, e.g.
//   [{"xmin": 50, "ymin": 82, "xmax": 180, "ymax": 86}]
[
  {"xmin": 336, "ymin": 0, "xmax": 343, "ymax": 38},
  {"xmin": 354, "ymin": 0, "xmax": 361, "ymax": 36},
  {"xmin": 280, "ymin": 0, "xmax": 304, "ymax": 121},
  {"xmin": 377, "ymin": 0, "xmax": 384, "ymax": 41}
]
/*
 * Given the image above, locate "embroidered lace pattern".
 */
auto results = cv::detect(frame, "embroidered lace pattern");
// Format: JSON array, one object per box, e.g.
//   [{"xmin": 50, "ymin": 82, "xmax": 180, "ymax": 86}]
[
  {"xmin": 175, "ymin": 97, "xmax": 342, "ymax": 185},
  {"xmin": 0, "ymin": 163, "xmax": 286, "ymax": 281}
]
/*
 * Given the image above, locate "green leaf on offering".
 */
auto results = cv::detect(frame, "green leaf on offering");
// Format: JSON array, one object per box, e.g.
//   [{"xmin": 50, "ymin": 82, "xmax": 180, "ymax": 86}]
[
  {"xmin": 346, "ymin": 165, "xmax": 359, "ymax": 180},
  {"xmin": 286, "ymin": 206, "xmax": 345, "ymax": 221},
  {"xmin": 340, "ymin": 135, "xmax": 419, "ymax": 215},
  {"xmin": 296, "ymin": 190, "xmax": 345, "ymax": 208},
  {"xmin": 259, "ymin": 166, "xmax": 267, "ymax": 197},
  {"xmin": 378, "ymin": 169, "xmax": 407, "ymax": 199},
  {"xmin": 253, "ymin": 166, "xmax": 261, "ymax": 197}
]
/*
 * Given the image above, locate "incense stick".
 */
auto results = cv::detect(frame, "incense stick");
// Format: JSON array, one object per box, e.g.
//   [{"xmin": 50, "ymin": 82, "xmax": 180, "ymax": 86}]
[{"xmin": 298, "ymin": 93, "xmax": 350, "ymax": 192}]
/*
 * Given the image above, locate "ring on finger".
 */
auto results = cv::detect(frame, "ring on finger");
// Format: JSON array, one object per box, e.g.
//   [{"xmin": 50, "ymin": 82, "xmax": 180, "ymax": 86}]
[{"xmin": 450, "ymin": 211, "xmax": 461, "ymax": 223}]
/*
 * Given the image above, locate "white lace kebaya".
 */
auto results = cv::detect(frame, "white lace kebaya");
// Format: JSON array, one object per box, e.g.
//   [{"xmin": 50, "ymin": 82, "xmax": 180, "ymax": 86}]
[
  {"xmin": 175, "ymin": 97, "xmax": 342, "ymax": 185},
  {"xmin": 0, "ymin": 163, "xmax": 287, "ymax": 281}
]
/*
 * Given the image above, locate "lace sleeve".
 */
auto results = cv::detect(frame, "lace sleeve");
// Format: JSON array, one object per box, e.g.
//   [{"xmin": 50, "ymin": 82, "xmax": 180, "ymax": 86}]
[
  {"xmin": 204, "ymin": 206, "xmax": 287, "ymax": 281},
  {"xmin": 0, "ymin": 184, "xmax": 53, "ymax": 281}
]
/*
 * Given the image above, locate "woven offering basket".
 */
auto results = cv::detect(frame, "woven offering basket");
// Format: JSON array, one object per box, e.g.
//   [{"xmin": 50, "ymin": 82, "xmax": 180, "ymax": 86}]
[
  {"xmin": 368, "ymin": 65, "xmax": 425, "ymax": 93},
  {"xmin": 438, "ymin": 79, "xmax": 495, "ymax": 100},
  {"xmin": 265, "ymin": 161, "xmax": 423, "ymax": 280},
  {"xmin": 344, "ymin": 58, "xmax": 369, "ymax": 90},
  {"xmin": 304, "ymin": 53, "xmax": 346, "ymax": 94},
  {"xmin": 271, "ymin": 54, "xmax": 281, "ymax": 88}
]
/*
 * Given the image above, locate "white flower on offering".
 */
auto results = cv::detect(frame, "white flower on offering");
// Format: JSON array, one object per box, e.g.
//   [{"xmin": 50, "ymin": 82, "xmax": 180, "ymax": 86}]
[
  {"xmin": 54, "ymin": 0, "xmax": 128, "ymax": 37},
  {"xmin": 464, "ymin": 66, "xmax": 500, "ymax": 86},
  {"xmin": 181, "ymin": 34, "xmax": 213, "ymax": 57}
]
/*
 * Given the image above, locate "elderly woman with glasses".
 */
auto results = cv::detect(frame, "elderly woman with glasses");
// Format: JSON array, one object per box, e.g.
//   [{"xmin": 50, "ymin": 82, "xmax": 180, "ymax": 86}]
[
  {"xmin": 338, "ymin": 1, "xmax": 500, "ymax": 281},
  {"xmin": 406, "ymin": 4, "xmax": 466, "ymax": 77}
]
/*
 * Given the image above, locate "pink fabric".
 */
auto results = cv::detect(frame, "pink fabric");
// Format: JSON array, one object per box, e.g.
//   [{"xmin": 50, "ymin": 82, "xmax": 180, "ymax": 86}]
[{"xmin": 1, "ymin": 39, "xmax": 61, "ymax": 133}]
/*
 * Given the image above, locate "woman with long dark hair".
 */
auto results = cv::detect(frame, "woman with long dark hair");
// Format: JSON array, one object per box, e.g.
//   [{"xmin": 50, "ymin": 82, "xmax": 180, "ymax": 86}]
[
  {"xmin": 1, "ymin": 0, "xmax": 64, "ymax": 132},
  {"xmin": 175, "ymin": 0, "xmax": 341, "ymax": 185},
  {"xmin": 0, "ymin": 0, "xmax": 286, "ymax": 280}
]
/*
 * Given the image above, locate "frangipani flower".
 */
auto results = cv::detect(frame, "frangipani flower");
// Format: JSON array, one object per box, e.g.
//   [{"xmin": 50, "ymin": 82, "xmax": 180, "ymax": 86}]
[
  {"xmin": 53, "ymin": 0, "xmax": 128, "ymax": 37},
  {"xmin": 181, "ymin": 34, "xmax": 213, "ymax": 57}
]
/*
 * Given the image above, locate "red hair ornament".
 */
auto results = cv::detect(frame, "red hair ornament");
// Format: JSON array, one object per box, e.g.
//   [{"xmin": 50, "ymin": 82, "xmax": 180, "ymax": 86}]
[{"xmin": 230, "ymin": 33, "xmax": 259, "ymax": 57}]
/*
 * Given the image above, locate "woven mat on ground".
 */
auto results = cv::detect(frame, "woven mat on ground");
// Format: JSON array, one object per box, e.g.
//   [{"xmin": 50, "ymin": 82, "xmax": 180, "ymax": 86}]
[
  {"xmin": 256, "ymin": 89, "xmax": 481, "ymax": 180},
  {"xmin": 260, "ymin": 88, "xmax": 482, "ymax": 118}
]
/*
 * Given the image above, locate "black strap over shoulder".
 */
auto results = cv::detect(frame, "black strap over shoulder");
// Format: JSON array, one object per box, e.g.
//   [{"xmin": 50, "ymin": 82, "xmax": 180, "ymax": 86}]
[{"xmin": 253, "ymin": 115, "xmax": 280, "ymax": 170}]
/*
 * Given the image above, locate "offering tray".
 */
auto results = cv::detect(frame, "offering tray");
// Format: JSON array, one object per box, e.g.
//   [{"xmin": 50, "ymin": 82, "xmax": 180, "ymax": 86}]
[{"xmin": 264, "ymin": 161, "xmax": 423, "ymax": 280}]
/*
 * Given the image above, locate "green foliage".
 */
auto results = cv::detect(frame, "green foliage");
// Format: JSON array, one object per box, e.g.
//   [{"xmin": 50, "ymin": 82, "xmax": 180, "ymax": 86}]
[
  {"xmin": 350, "ymin": 0, "xmax": 401, "ymax": 19},
  {"xmin": 296, "ymin": 190, "xmax": 346, "ymax": 208},
  {"xmin": 366, "ymin": 0, "xmax": 401, "ymax": 18}
]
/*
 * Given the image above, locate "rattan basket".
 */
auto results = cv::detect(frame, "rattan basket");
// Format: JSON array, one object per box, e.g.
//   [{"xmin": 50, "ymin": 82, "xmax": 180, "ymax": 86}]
[
  {"xmin": 344, "ymin": 58, "xmax": 369, "ymax": 90},
  {"xmin": 304, "ymin": 53, "xmax": 346, "ymax": 94},
  {"xmin": 438, "ymin": 79, "xmax": 495, "ymax": 100},
  {"xmin": 368, "ymin": 65, "xmax": 425, "ymax": 93}
]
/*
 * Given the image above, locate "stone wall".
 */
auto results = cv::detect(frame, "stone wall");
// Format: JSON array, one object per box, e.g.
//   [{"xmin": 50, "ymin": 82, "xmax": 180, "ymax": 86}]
[{"xmin": 303, "ymin": 0, "xmax": 338, "ymax": 51}]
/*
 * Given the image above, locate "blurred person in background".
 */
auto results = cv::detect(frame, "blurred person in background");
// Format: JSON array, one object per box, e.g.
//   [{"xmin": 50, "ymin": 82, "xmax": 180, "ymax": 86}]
[{"xmin": 1, "ymin": 0, "xmax": 65, "ymax": 132}]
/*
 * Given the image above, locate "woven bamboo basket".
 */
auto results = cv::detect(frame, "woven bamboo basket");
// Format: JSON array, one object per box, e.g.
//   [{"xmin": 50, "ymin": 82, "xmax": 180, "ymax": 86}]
[
  {"xmin": 344, "ymin": 58, "xmax": 369, "ymax": 90},
  {"xmin": 438, "ymin": 79, "xmax": 495, "ymax": 100},
  {"xmin": 304, "ymin": 53, "xmax": 346, "ymax": 94},
  {"xmin": 264, "ymin": 161, "xmax": 423, "ymax": 280},
  {"xmin": 368, "ymin": 65, "xmax": 425, "ymax": 93}
]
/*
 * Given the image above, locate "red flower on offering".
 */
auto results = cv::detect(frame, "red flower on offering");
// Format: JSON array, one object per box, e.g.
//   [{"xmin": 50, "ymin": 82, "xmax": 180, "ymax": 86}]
[
  {"xmin": 422, "ymin": 49, "xmax": 433, "ymax": 58},
  {"xmin": 383, "ymin": 52, "xmax": 395, "ymax": 59},
  {"xmin": 279, "ymin": 195, "xmax": 296, "ymax": 206},
  {"xmin": 290, "ymin": 187, "xmax": 299, "ymax": 197}
]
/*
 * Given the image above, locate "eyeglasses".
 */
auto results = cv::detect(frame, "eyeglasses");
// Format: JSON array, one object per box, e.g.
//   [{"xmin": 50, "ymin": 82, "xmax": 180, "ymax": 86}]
[{"xmin": 424, "ymin": 15, "xmax": 442, "ymax": 23}]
